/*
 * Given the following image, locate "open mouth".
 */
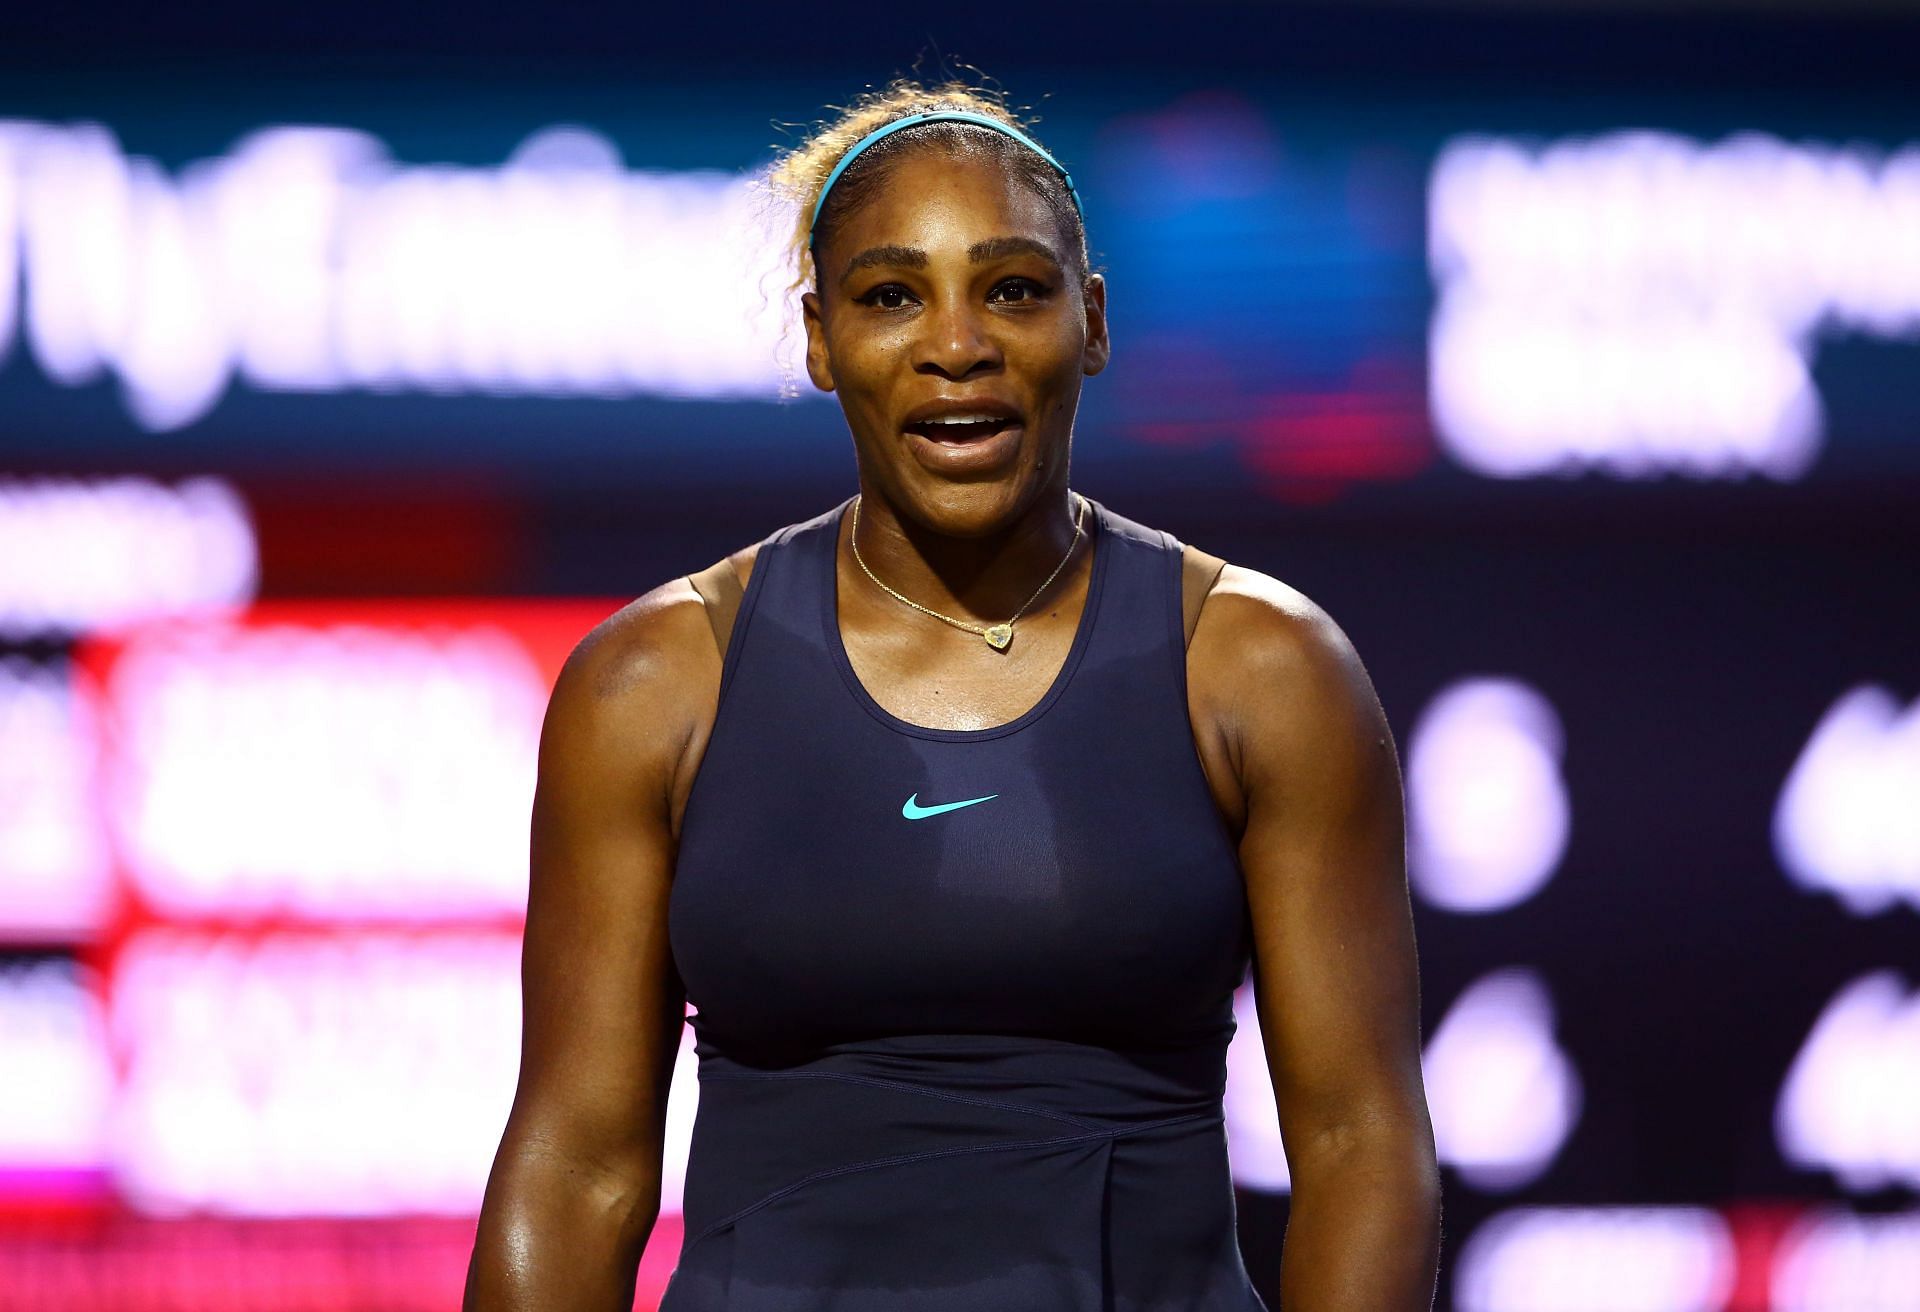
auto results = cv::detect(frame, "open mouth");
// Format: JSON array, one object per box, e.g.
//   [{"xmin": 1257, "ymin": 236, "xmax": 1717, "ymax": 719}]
[{"xmin": 905, "ymin": 417, "xmax": 1019, "ymax": 443}]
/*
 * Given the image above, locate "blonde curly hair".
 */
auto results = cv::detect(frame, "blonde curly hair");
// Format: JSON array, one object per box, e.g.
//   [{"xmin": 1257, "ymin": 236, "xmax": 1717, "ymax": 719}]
[{"xmin": 754, "ymin": 75, "xmax": 1092, "ymax": 396}]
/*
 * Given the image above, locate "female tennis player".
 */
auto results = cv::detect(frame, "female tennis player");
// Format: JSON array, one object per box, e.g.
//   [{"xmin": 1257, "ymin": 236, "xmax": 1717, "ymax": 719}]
[{"xmin": 465, "ymin": 77, "xmax": 1440, "ymax": 1311}]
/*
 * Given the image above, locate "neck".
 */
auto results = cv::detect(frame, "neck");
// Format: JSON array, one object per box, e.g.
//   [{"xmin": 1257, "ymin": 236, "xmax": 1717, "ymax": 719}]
[{"xmin": 844, "ymin": 485, "xmax": 1089, "ymax": 624}]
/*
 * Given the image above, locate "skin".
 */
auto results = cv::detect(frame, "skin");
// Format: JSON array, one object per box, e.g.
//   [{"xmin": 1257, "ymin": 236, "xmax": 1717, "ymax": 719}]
[{"xmin": 465, "ymin": 142, "xmax": 1440, "ymax": 1311}]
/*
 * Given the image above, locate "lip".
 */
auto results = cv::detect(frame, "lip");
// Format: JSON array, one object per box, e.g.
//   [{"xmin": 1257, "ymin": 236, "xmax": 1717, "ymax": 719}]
[
  {"xmin": 901, "ymin": 396, "xmax": 1022, "ymax": 427},
  {"xmin": 905, "ymin": 422, "xmax": 1026, "ymax": 476}
]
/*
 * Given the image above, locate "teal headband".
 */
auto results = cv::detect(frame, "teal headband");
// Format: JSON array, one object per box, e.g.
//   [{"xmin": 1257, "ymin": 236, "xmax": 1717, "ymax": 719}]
[{"xmin": 806, "ymin": 109, "xmax": 1084, "ymax": 249}]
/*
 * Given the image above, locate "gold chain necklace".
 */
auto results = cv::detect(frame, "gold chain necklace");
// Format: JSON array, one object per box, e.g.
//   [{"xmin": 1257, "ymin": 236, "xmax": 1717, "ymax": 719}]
[{"xmin": 848, "ymin": 492, "xmax": 1088, "ymax": 651}]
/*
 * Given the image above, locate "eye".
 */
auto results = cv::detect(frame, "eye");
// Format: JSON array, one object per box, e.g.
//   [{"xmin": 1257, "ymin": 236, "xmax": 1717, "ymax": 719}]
[
  {"xmin": 990, "ymin": 277, "xmax": 1051, "ymax": 305},
  {"xmin": 855, "ymin": 283, "xmax": 917, "ymax": 311}
]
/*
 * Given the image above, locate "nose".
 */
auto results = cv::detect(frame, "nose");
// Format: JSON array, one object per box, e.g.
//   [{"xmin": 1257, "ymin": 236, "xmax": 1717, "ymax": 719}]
[{"xmin": 913, "ymin": 296, "xmax": 1003, "ymax": 380}]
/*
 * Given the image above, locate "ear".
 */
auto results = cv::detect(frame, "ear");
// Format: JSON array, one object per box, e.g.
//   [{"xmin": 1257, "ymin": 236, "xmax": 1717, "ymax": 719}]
[
  {"xmin": 1080, "ymin": 273, "xmax": 1110, "ymax": 377},
  {"xmin": 801, "ymin": 289, "xmax": 836, "ymax": 393}
]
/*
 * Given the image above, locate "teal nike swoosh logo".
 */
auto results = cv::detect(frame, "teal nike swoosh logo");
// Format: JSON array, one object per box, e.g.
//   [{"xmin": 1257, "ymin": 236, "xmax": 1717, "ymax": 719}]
[{"xmin": 902, "ymin": 791, "xmax": 999, "ymax": 820}]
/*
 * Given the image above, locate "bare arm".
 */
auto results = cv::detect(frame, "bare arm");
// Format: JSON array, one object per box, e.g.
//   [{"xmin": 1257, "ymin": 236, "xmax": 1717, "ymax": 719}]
[
  {"xmin": 464, "ymin": 579, "xmax": 714, "ymax": 1311},
  {"xmin": 1205, "ymin": 566, "xmax": 1441, "ymax": 1310}
]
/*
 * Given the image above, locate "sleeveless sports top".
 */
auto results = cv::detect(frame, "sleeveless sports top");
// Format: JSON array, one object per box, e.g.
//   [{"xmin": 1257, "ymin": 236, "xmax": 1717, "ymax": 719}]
[{"xmin": 663, "ymin": 494, "xmax": 1267, "ymax": 1311}]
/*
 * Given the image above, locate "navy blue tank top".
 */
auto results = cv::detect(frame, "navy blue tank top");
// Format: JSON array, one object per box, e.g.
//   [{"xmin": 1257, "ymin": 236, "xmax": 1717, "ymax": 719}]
[{"xmin": 663, "ymin": 494, "xmax": 1266, "ymax": 1310}]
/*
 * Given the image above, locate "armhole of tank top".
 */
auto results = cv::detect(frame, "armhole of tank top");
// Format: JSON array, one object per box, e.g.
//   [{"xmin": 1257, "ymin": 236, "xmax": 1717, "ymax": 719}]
[
  {"xmin": 696, "ymin": 560, "xmax": 745, "ymax": 662},
  {"xmin": 710, "ymin": 529, "xmax": 780, "ymax": 710},
  {"xmin": 1164, "ymin": 530, "xmax": 1229, "ymax": 809},
  {"xmin": 1162, "ymin": 531, "xmax": 1195, "ymax": 711},
  {"xmin": 1165, "ymin": 534, "xmax": 1247, "ymax": 945}
]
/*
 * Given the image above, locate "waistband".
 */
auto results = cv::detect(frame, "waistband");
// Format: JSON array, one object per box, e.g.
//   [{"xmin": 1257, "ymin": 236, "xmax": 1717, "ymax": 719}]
[
  {"xmin": 692, "ymin": 1020, "xmax": 1230, "ymax": 1116},
  {"xmin": 681, "ymin": 1023, "xmax": 1234, "ymax": 1240}
]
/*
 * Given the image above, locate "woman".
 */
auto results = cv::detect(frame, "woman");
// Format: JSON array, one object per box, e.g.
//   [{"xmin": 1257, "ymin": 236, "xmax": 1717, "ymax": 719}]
[{"xmin": 465, "ymin": 79, "xmax": 1440, "ymax": 1311}]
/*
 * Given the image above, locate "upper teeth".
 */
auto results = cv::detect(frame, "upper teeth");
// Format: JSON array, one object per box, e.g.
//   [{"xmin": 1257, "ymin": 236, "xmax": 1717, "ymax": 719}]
[{"xmin": 925, "ymin": 415, "xmax": 1000, "ymax": 424}]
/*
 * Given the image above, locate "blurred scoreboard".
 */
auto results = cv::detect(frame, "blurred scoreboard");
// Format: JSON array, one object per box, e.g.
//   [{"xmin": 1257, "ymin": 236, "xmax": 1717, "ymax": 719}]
[
  {"xmin": 2, "ymin": 81, "xmax": 1918, "ymax": 501},
  {"xmin": 2, "ymin": 598, "xmax": 642, "ymax": 1309}
]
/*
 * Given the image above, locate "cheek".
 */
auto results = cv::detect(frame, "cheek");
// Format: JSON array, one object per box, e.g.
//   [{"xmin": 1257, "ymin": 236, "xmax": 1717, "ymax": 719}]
[
  {"xmin": 833, "ymin": 325, "xmax": 912, "ymax": 382},
  {"xmin": 1025, "ymin": 308, "xmax": 1087, "ymax": 359},
  {"xmin": 1031, "ymin": 340, "xmax": 1086, "ymax": 394},
  {"xmin": 830, "ymin": 344, "xmax": 906, "ymax": 433}
]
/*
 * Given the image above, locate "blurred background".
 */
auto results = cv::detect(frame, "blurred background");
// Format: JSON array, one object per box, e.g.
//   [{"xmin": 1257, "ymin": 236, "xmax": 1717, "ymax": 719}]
[{"xmin": 2, "ymin": 0, "xmax": 1917, "ymax": 1308}]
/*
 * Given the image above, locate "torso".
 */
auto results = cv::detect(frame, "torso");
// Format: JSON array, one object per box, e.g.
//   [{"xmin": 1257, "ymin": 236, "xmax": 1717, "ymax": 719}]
[
  {"xmin": 664, "ymin": 505, "xmax": 1248, "ymax": 851},
  {"xmin": 664, "ymin": 495, "xmax": 1253, "ymax": 1058}
]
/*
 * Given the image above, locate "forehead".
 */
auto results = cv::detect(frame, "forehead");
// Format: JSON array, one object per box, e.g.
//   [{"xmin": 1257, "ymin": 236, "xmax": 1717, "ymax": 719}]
[{"xmin": 826, "ymin": 146, "xmax": 1062, "ymax": 262}]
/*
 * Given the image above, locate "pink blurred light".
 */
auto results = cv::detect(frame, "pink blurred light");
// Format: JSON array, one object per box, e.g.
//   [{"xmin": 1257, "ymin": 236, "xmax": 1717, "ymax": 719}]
[
  {"xmin": 0, "ymin": 658, "xmax": 112, "ymax": 941},
  {"xmin": 1456, "ymin": 1206, "xmax": 1736, "ymax": 1312},
  {"xmin": 105, "ymin": 927, "xmax": 523, "ymax": 1216},
  {"xmin": 1773, "ymin": 1208, "xmax": 1920, "ymax": 1311},
  {"xmin": 0, "ymin": 959, "xmax": 112, "ymax": 1180},
  {"xmin": 89, "ymin": 609, "xmax": 563, "ymax": 922}
]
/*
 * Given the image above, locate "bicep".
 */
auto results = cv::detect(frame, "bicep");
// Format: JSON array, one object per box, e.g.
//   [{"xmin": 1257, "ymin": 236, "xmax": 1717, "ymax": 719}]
[
  {"xmin": 1227, "ymin": 585, "xmax": 1427, "ymax": 1163},
  {"xmin": 497, "ymin": 592, "xmax": 699, "ymax": 1204}
]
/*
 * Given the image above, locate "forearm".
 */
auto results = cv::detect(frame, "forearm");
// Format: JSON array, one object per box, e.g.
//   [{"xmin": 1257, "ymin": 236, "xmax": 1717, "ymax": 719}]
[
  {"xmin": 1277, "ymin": 1122, "xmax": 1442, "ymax": 1311},
  {"xmin": 464, "ymin": 1148, "xmax": 659, "ymax": 1312}
]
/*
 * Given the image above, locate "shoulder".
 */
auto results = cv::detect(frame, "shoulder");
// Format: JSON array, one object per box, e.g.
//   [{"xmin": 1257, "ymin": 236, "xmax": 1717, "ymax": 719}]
[
  {"xmin": 560, "ymin": 536, "xmax": 768, "ymax": 711},
  {"xmin": 536, "ymin": 529, "xmax": 785, "ymax": 832},
  {"xmin": 1188, "ymin": 561, "xmax": 1393, "ymax": 784},
  {"xmin": 1194, "ymin": 563, "xmax": 1360, "ymax": 683},
  {"xmin": 563, "ymin": 580, "xmax": 709, "ymax": 703},
  {"xmin": 542, "ymin": 574, "xmax": 718, "ymax": 784},
  {"xmin": 562, "ymin": 498, "xmax": 811, "ymax": 721}
]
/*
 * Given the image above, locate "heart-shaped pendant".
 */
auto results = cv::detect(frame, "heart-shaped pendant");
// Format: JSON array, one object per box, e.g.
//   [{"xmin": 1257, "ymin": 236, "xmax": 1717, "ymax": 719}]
[{"xmin": 983, "ymin": 623, "xmax": 1013, "ymax": 651}]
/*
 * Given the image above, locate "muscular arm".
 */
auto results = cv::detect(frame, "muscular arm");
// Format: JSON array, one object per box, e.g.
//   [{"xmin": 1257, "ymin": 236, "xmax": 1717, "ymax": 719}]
[
  {"xmin": 1202, "ymin": 567, "xmax": 1441, "ymax": 1310},
  {"xmin": 464, "ymin": 579, "xmax": 714, "ymax": 1311}
]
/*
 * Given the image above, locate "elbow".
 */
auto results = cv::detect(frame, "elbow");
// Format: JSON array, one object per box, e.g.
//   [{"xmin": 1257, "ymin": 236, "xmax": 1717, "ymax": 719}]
[
  {"xmin": 1291, "ymin": 1113, "xmax": 1441, "ymax": 1211},
  {"xmin": 504, "ymin": 1126, "xmax": 665, "ymax": 1235},
  {"xmin": 466, "ymin": 1147, "xmax": 663, "ymax": 1307}
]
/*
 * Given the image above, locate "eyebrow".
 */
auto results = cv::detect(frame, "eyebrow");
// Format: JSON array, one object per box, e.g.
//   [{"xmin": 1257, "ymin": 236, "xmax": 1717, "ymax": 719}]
[{"xmin": 840, "ymin": 235, "xmax": 1064, "ymax": 287}]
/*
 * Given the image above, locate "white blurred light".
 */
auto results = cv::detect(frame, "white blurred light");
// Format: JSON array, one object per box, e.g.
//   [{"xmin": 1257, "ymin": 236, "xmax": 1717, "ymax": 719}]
[
  {"xmin": 1225, "ymin": 967, "xmax": 1578, "ymax": 1194},
  {"xmin": 0, "ymin": 123, "xmax": 18, "ymax": 360},
  {"xmin": 1775, "ymin": 686, "xmax": 1920, "ymax": 915},
  {"xmin": 659, "ymin": 1013, "xmax": 700, "ymax": 1215},
  {"xmin": 1424, "ymin": 968, "xmax": 1580, "ymax": 1190},
  {"xmin": 1429, "ymin": 293, "xmax": 1822, "ymax": 480},
  {"xmin": 1224, "ymin": 978, "xmax": 1291, "ymax": 1192},
  {"xmin": 0, "ymin": 118, "xmax": 799, "ymax": 430},
  {"xmin": 101, "ymin": 617, "xmax": 548, "ymax": 920},
  {"xmin": 0, "ymin": 658, "xmax": 111, "ymax": 940},
  {"xmin": 0, "ymin": 958, "xmax": 112, "ymax": 1173},
  {"xmin": 1406, "ymin": 677, "xmax": 1570, "ymax": 913},
  {"xmin": 1777, "ymin": 971, "xmax": 1920, "ymax": 1193},
  {"xmin": 1773, "ymin": 1209, "xmax": 1920, "ymax": 1312},
  {"xmin": 107, "ymin": 928, "xmax": 523, "ymax": 1215},
  {"xmin": 1455, "ymin": 1206, "xmax": 1735, "ymax": 1312},
  {"xmin": 1430, "ymin": 132, "xmax": 1920, "ymax": 481},
  {"xmin": 0, "ymin": 475, "xmax": 256, "ymax": 641}
]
